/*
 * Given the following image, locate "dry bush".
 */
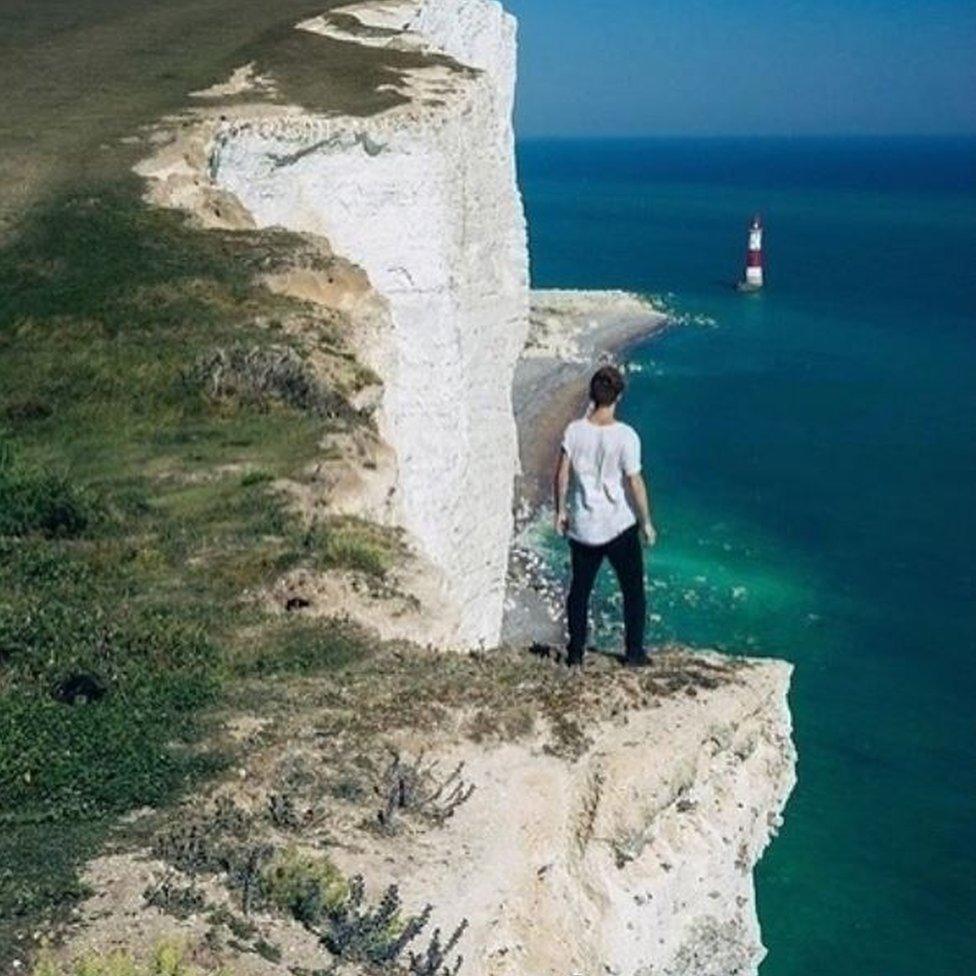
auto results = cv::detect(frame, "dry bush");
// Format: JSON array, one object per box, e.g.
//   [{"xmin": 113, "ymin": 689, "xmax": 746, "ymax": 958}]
[{"xmin": 374, "ymin": 751, "xmax": 475, "ymax": 834}]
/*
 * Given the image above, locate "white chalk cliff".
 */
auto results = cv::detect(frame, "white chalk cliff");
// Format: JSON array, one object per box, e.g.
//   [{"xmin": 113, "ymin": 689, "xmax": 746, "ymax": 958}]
[
  {"xmin": 211, "ymin": 0, "xmax": 528, "ymax": 648},
  {"xmin": 328, "ymin": 658, "xmax": 797, "ymax": 976},
  {"xmin": 69, "ymin": 655, "xmax": 796, "ymax": 976},
  {"xmin": 126, "ymin": 5, "xmax": 797, "ymax": 975}
]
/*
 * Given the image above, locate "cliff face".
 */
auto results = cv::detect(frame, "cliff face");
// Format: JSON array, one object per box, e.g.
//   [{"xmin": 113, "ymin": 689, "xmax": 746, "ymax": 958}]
[
  {"xmin": 65, "ymin": 652, "xmax": 795, "ymax": 976},
  {"xmin": 211, "ymin": 0, "xmax": 528, "ymax": 648},
  {"xmin": 331, "ymin": 657, "xmax": 797, "ymax": 976}
]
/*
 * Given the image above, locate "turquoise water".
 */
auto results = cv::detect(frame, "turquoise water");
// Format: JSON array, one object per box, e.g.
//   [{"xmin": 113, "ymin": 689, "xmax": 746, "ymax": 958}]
[{"xmin": 517, "ymin": 138, "xmax": 976, "ymax": 974}]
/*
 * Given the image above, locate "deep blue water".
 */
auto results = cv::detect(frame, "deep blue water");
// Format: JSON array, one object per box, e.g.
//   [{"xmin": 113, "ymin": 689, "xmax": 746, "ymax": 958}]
[{"xmin": 517, "ymin": 137, "xmax": 976, "ymax": 975}]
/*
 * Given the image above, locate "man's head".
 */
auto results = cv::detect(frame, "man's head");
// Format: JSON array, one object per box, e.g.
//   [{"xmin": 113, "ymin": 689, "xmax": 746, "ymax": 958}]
[{"xmin": 589, "ymin": 365, "xmax": 625, "ymax": 408}]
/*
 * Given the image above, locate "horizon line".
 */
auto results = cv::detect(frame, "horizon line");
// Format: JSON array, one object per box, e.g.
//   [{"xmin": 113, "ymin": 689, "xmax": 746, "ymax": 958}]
[{"xmin": 515, "ymin": 132, "xmax": 976, "ymax": 142}]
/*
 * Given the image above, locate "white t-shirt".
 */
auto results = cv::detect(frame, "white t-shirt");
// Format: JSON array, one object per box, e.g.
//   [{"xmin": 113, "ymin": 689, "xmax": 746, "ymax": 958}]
[{"xmin": 562, "ymin": 417, "xmax": 642, "ymax": 546}]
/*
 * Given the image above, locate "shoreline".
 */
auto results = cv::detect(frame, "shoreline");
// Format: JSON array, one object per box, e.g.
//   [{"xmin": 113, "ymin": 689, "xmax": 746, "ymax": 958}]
[{"xmin": 502, "ymin": 289, "xmax": 670, "ymax": 647}]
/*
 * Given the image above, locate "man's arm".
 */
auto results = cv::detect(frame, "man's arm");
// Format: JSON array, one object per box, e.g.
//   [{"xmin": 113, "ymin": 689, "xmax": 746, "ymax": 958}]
[
  {"xmin": 554, "ymin": 450, "xmax": 571, "ymax": 535},
  {"xmin": 627, "ymin": 472, "xmax": 657, "ymax": 546}
]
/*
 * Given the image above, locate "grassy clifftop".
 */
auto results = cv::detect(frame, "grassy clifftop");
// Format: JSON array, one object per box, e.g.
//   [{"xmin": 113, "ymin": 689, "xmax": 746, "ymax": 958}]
[
  {"xmin": 0, "ymin": 182, "xmax": 395, "ymax": 964},
  {"xmin": 0, "ymin": 1, "xmax": 502, "ymax": 967}
]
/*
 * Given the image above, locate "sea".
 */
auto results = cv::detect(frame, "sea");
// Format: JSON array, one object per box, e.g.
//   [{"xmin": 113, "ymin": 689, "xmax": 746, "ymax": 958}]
[{"xmin": 517, "ymin": 136, "xmax": 976, "ymax": 975}]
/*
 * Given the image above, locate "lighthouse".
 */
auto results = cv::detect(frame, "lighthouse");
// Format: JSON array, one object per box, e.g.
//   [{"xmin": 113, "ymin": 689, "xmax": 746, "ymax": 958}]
[{"xmin": 738, "ymin": 214, "xmax": 764, "ymax": 291}]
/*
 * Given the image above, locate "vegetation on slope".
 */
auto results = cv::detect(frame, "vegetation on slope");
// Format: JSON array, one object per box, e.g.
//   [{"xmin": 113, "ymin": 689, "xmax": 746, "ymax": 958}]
[
  {"xmin": 66, "ymin": 643, "xmax": 739, "ymax": 972},
  {"xmin": 0, "ymin": 182, "xmax": 398, "ymax": 965},
  {"xmin": 32, "ymin": 941, "xmax": 216, "ymax": 976}
]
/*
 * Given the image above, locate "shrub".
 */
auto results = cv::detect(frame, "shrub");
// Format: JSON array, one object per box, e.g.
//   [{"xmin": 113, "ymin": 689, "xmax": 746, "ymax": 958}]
[
  {"xmin": 319, "ymin": 877, "xmax": 423, "ymax": 964},
  {"xmin": 31, "ymin": 941, "xmax": 216, "ymax": 976},
  {"xmin": 2, "ymin": 397, "xmax": 52, "ymax": 423},
  {"xmin": 143, "ymin": 875, "xmax": 207, "ymax": 919},
  {"xmin": 267, "ymin": 792, "xmax": 305, "ymax": 830},
  {"xmin": 151, "ymin": 798, "xmax": 253, "ymax": 878},
  {"xmin": 261, "ymin": 848, "xmax": 348, "ymax": 926},
  {"xmin": 408, "ymin": 921, "xmax": 469, "ymax": 976},
  {"xmin": 189, "ymin": 344, "xmax": 342, "ymax": 417},
  {"xmin": 225, "ymin": 843, "xmax": 274, "ymax": 916},
  {"xmin": 239, "ymin": 470, "xmax": 273, "ymax": 488},
  {"xmin": 317, "ymin": 877, "xmax": 468, "ymax": 975},
  {"xmin": 375, "ymin": 752, "xmax": 475, "ymax": 834},
  {"xmin": 0, "ymin": 439, "xmax": 97, "ymax": 538}
]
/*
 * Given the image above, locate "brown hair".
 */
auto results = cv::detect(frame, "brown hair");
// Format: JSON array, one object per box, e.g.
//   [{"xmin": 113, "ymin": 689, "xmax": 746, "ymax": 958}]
[{"xmin": 589, "ymin": 365, "xmax": 625, "ymax": 407}]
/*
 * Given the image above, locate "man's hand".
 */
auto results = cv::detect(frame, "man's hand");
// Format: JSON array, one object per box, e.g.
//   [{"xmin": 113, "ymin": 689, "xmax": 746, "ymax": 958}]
[
  {"xmin": 626, "ymin": 473, "xmax": 655, "ymax": 547},
  {"xmin": 555, "ymin": 509, "xmax": 570, "ymax": 536}
]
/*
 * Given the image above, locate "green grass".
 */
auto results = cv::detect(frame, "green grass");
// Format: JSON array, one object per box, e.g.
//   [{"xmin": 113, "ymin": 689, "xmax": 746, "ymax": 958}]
[
  {"xmin": 228, "ymin": 619, "xmax": 372, "ymax": 678},
  {"xmin": 32, "ymin": 941, "xmax": 217, "ymax": 976},
  {"xmin": 0, "ymin": 441, "xmax": 100, "ymax": 537},
  {"xmin": 311, "ymin": 517, "xmax": 405, "ymax": 579},
  {"xmin": 0, "ymin": 184, "xmax": 378, "ymax": 964},
  {"xmin": 243, "ymin": 23, "xmax": 473, "ymax": 119}
]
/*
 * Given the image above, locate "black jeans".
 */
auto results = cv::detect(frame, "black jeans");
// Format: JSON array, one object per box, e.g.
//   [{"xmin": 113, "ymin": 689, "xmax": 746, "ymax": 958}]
[{"xmin": 567, "ymin": 522, "xmax": 646, "ymax": 662}]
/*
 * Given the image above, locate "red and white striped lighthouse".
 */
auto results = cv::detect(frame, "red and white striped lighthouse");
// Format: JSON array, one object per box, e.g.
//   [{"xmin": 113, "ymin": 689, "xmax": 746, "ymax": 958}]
[{"xmin": 742, "ymin": 214, "xmax": 764, "ymax": 290}]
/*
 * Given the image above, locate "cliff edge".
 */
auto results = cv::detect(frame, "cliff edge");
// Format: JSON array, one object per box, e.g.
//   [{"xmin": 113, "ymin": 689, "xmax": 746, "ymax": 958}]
[
  {"xmin": 62, "ymin": 650, "xmax": 796, "ymax": 976},
  {"xmin": 136, "ymin": 0, "xmax": 528, "ymax": 649},
  {"xmin": 37, "ymin": 4, "xmax": 799, "ymax": 975}
]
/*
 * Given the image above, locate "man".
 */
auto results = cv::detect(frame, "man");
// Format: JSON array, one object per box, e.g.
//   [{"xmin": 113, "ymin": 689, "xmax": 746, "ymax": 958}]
[{"xmin": 554, "ymin": 365, "xmax": 656, "ymax": 667}]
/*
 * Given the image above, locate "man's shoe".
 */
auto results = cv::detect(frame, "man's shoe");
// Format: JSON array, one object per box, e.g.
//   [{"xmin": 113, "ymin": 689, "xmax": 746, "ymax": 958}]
[
  {"xmin": 623, "ymin": 650, "xmax": 653, "ymax": 668},
  {"xmin": 566, "ymin": 651, "xmax": 584, "ymax": 669}
]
